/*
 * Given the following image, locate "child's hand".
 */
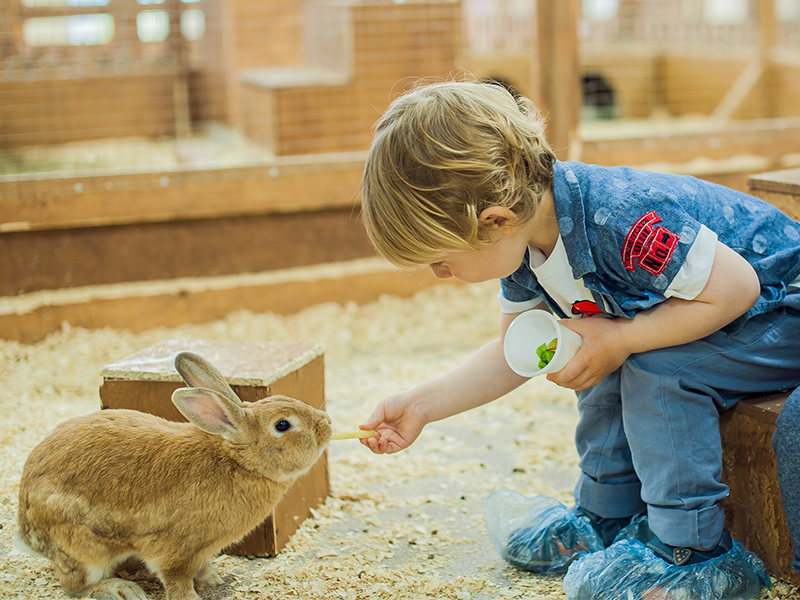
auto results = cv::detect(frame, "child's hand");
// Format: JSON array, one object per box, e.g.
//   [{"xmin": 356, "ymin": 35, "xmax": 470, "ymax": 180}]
[
  {"xmin": 546, "ymin": 317, "xmax": 630, "ymax": 390},
  {"xmin": 359, "ymin": 392, "xmax": 428, "ymax": 454}
]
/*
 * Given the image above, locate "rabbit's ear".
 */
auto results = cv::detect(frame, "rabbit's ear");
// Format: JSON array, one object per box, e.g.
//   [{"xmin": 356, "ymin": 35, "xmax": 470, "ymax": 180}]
[
  {"xmin": 172, "ymin": 387, "xmax": 247, "ymax": 439},
  {"xmin": 174, "ymin": 352, "xmax": 242, "ymax": 406}
]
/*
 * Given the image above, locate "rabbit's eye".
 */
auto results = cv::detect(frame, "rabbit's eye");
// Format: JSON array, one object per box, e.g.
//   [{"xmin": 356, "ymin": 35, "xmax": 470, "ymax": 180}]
[{"xmin": 275, "ymin": 419, "xmax": 292, "ymax": 433}]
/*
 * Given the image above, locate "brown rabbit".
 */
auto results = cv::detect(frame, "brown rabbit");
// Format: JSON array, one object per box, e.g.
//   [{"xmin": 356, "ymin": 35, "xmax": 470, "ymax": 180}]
[{"xmin": 15, "ymin": 350, "xmax": 332, "ymax": 600}]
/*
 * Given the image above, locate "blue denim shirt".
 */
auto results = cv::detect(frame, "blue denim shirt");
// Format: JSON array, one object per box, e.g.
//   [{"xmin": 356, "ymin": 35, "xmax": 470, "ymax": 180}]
[{"xmin": 501, "ymin": 161, "xmax": 800, "ymax": 331}]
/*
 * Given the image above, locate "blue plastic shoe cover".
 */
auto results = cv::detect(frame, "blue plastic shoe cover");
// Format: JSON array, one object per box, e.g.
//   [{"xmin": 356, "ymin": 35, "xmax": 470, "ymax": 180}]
[
  {"xmin": 611, "ymin": 512, "xmax": 652, "ymax": 545},
  {"xmin": 482, "ymin": 489, "xmax": 604, "ymax": 574},
  {"xmin": 563, "ymin": 537, "xmax": 771, "ymax": 600}
]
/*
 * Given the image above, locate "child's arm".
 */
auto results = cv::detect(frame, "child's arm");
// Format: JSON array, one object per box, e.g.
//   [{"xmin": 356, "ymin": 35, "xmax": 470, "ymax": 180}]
[
  {"xmin": 360, "ymin": 311, "xmax": 532, "ymax": 454},
  {"xmin": 549, "ymin": 241, "xmax": 760, "ymax": 391}
]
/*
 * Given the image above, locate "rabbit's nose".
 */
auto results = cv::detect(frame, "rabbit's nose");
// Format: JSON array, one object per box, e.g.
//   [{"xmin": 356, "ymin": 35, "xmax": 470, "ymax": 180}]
[{"xmin": 316, "ymin": 416, "xmax": 332, "ymax": 438}]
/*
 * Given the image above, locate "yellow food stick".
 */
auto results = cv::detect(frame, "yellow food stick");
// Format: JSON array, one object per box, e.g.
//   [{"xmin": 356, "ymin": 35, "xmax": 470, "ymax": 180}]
[{"xmin": 331, "ymin": 429, "xmax": 375, "ymax": 440}]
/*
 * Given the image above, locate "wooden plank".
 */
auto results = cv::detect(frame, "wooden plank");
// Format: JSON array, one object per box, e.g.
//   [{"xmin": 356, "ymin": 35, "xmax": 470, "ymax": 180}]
[
  {"xmin": 748, "ymin": 168, "xmax": 800, "ymax": 220},
  {"xmin": 0, "ymin": 152, "xmax": 367, "ymax": 232},
  {"xmin": 0, "ymin": 207, "xmax": 376, "ymax": 295},
  {"xmin": 721, "ymin": 396, "xmax": 800, "ymax": 584},
  {"xmin": 748, "ymin": 168, "xmax": 800, "ymax": 197},
  {"xmin": 536, "ymin": 0, "xmax": 580, "ymax": 159},
  {"xmin": 581, "ymin": 116, "xmax": 800, "ymax": 169},
  {"xmin": 0, "ymin": 257, "xmax": 462, "ymax": 343},
  {"xmin": 732, "ymin": 391, "xmax": 790, "ymax": 425}
]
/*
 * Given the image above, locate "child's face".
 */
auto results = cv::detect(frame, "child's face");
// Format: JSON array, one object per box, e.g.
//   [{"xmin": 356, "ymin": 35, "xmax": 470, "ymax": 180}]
[{"xmin": 428, "ymin": 225, "xmax": 529, "ymax": 284}]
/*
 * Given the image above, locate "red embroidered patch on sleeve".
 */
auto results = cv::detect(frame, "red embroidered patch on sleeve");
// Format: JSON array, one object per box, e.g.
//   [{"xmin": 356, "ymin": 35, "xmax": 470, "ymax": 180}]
[
  {"xmin": 621, "ymin": 211, "xmax": 680, "ymax": 276},
  {"xmin": 571, "ymin": 300, "xmax": 604, "ymax": 317}
]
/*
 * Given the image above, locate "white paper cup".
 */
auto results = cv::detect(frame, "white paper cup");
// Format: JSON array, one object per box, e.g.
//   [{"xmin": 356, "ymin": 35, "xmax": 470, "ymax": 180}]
[{"xmin": 503, "ymin": 310, "xmax": 583, "ymax": 377}]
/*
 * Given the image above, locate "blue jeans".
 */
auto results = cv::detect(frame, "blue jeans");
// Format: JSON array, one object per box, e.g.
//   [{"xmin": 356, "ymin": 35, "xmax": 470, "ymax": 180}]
[
  {"xmin": 572, "ymin": 301, "xmax": 800, "ymax": 550},
  {"xmin": 774, "ymin": 388, "xmax": 800, "ymax": 574}
]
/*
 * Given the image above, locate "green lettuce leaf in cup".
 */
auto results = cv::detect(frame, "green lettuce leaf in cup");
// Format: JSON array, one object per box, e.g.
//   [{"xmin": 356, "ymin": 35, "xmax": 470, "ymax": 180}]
[{"xmin": 536, "ymin": 338, "xmax": 558, "ymax": 369}]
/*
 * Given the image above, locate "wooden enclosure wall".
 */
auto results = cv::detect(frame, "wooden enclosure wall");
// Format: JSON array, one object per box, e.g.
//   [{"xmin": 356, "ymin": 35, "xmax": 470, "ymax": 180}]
[
  {"xmin": 239, "ymin": 1, "xmax": 462, "ymax": 156},
  {"xmin": 579, "ymin": 48, "xmax": 660, "ymax": 119},
  {"xmin": 770, "ymin": 60, "xmax": 800, "ymax": 118},
  {"xmin": 0, "ymin": 74, "xmax": 177, "ymax": 149},
  {"xmin": 231, "ymin": 0, "xmax": 304, "ymax": 70},
  {"xmin": 186, "ymin": 0, "xmax": 232, "ymax": 127},
  {"xmin": 488, "ymin": 47, "xmax": 800, "ymax": 123},
  {"xmin": 0, "ymin": 208, "xmax": 374, "ymax": 297},
  {"xmin": 0, "ymin": 153, "xmax": 370, "ymax": 296}
]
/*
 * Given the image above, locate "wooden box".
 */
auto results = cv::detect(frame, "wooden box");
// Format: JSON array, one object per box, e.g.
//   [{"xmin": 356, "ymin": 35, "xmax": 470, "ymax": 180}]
[
  {"xmin": 748, "ymin": 168, "xmax": 800, "ymax": 221},
  {"xmin": 720, "ymin": 392, "xmax": 799, "ymax": 584},
  {"xmin": 99, "ymin": 338, "xmax": 329, "ymax": 557}
]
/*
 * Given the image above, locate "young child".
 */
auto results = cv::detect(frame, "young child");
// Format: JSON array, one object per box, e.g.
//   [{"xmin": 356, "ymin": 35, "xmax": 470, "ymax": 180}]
[{"xmin": 358, "ymin": 80, "xmax": 800, "ymax": 598}]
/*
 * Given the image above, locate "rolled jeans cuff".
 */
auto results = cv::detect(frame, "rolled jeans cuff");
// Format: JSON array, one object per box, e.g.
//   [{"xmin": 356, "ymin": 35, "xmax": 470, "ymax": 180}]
[
  {"xmin": 647, "ymin": 503, "xmax": 726, "ymax": 550},
  {"xmin": 574, "ymin": 473, "xmax": 646, "ymax": 519}
]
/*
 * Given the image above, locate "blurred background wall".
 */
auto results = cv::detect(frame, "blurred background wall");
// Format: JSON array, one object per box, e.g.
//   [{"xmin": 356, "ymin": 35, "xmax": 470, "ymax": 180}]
[{"xmin": 1, "ymin": 0, "xmax": 799, "ymax": 341}]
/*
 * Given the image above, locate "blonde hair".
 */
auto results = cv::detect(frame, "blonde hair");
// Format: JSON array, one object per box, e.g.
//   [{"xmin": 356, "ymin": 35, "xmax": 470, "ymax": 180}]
[{"xmin": 361, "ymin": 80, "xmax": 556, "ymax": 269}]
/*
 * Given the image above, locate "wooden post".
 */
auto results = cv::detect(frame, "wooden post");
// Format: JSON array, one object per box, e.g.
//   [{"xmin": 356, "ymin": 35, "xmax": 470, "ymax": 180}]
[
  {"xmin": 2, "ymin": 0, "xmax": 22, "ymax": 61},
  {"xmin": 535, "ymin": 0, "xmax": 581, "ymax": 160},
  {"xmin": 710, "ymin": 0, "xmax": 776, "ymax": 123},
  {"xmin": 616, "ymin": 0, "xmax": 638, "ymax": 41},
  {"xmin": 167, "ymin": 0, "xmax": 192, "ymax": 138},
  {"xmin": 757, "ymin": 0, "xmax": 777, "ymax": 55},
  {"xmin": 219, "ymin": 0, "xmax": 242, "ymax": 130},
  {"xmin": 757, "ymin": 0, "xmax": 777, "ymax": 118},
  {"xmin": 0, "ymin": 0, "xmax": 15, "ymax": 60}
]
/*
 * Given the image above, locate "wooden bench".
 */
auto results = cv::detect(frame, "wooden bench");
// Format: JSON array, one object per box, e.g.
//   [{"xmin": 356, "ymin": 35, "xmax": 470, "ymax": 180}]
[
  {"xmin": 98, "ymin": 338, "xmax": 329, "ymax": 557},
  {"xmin": 720, "ymin": 392, "xmax": 798, "ymax": 584},
  {"xmin": 718, "ymin": 168, "xmax": 800, "ymax": 583}
]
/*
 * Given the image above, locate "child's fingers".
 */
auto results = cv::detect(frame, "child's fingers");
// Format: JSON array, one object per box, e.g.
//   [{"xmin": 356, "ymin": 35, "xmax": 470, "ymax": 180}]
[
  {"xmin": 360, "ymin": 428, "xmax": 406, "ymax": 454},
  {"xmin": 360, "ymin": 429, "xmax": 386, "ymax": 453}
]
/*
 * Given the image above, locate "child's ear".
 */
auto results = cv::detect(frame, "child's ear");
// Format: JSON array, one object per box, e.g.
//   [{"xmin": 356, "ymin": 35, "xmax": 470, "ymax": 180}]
[{"xmin": 479, "ymin": 207, "xmax": 518, "ymax": 231}]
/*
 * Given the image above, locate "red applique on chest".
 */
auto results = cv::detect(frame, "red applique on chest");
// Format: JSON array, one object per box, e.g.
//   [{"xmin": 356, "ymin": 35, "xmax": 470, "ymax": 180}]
[{"xmin": 621, "ymin": 210, "xmax": 679, "ymax": 277}]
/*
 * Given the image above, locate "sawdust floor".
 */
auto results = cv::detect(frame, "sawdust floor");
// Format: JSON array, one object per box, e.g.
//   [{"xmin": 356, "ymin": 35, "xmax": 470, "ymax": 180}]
[{"xmin": 0, "ymin": 282, "xmax": 797, "ymax": 599}]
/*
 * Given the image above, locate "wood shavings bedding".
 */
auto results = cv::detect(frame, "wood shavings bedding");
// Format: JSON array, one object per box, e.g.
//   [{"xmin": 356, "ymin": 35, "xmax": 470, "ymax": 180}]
[{"xmin": 0, "ymin": 281, "xmax": 795, "ymax": 599}]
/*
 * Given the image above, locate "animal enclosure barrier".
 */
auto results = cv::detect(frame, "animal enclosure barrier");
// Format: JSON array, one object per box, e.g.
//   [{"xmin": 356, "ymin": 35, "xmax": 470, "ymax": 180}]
[
  {"xmin": 2, "ymin": 0, "xmax": 799, "ymax": 178},
  {"xmin": 0, "ymin": 0, "xmax": 464, "ymax": 341},
  {"xmin": 463, "ymin": 0, "xmax": 800, "ymax": 182},
  {"xmin": 2, "ymin": 0, "xmax": 800, "ymax": 343}
]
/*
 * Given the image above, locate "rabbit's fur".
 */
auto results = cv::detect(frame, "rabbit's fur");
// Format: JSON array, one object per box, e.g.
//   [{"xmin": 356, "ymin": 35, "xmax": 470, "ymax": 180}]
[{"xmin": 15, "ymin": 351, "xmax": 332, "ymax": 600}]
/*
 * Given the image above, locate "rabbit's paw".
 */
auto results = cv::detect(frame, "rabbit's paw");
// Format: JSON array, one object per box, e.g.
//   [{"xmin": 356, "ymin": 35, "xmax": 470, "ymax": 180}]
[
  {"xmin": 89, "ymin": 577, "xmax": 149, "ymax": 600},
  {"xmin": 195, "ymin": 561, "xmax": 224, "ymax": 587}
]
